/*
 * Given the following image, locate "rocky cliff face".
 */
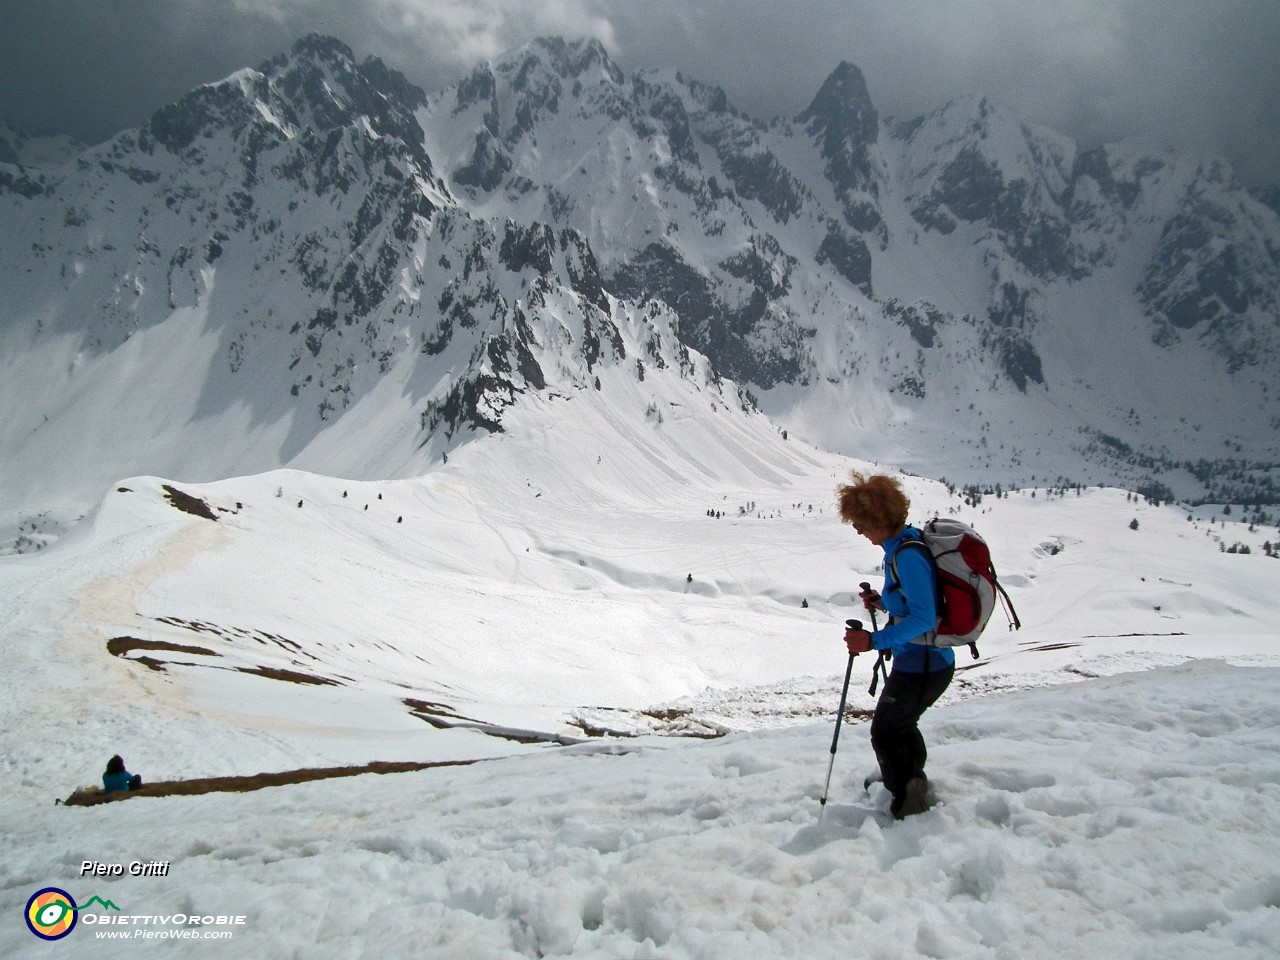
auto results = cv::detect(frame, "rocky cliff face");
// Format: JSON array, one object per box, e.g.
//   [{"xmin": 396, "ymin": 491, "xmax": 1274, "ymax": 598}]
[
  {"xmin": 420, "ymin": 38, "xmax": 1278, "ymax": 502},
  {"xmin": 425, "ymin": 41, "xmax": 1279, "ymax": 394}
]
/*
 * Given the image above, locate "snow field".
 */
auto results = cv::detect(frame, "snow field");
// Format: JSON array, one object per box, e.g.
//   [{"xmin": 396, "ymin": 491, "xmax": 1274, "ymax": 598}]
[
  {"xmin": 2, "ymin": 421, "xmax": 1277, "ymax": 787},
  {"xmin": 2, "ymin": 417, "xmax": 1278, "ymax": 956},
  {"xmin": 2, "ymin": 663, "xmax": 1278, "ymax": 958}
]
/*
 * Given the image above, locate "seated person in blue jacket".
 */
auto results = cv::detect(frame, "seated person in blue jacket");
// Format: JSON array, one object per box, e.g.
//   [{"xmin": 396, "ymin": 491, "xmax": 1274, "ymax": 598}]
[{"xmin": 102, "ymin": 755, "xmax": 143, "ymax": 793}]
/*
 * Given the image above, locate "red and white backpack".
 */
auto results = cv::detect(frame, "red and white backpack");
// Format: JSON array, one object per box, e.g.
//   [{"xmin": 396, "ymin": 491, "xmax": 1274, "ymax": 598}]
[{"xmin": 890, "ymin": 517, "xmax": 1021, "ymax": 658}]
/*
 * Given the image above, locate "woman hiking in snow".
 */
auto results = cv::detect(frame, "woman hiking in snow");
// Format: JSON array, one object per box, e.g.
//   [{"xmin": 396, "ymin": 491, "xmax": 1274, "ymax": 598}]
[{"xmin": 837, "ymin": 472, "xmax": 953, "ymax": 819}]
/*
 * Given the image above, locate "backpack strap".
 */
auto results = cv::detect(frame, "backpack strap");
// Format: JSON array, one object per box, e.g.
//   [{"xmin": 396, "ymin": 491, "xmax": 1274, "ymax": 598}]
[
  {"xmin": 992, "ymin": 560, "xmax": 1022, "ymax": 631},
  {"xmin": 887, "ymin": 535, "xmax": 941, "ymax": 646},
  {"xmin": 886, "ymin": 533, "xmax": 930, "ymax": 592},
  {"xmin": 889, "ymin": 534, "xmax": 980, "ymax": 660}
]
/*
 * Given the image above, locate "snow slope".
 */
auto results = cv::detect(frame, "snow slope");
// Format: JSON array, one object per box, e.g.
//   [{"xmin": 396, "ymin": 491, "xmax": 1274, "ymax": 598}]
[
  {"xmin": 4, "ymin": 663, "xmax": 1279, "ymax": 959},
  {"xmin": 1, "ymin": 397, "xmax": 1278, "ymax": 956}
]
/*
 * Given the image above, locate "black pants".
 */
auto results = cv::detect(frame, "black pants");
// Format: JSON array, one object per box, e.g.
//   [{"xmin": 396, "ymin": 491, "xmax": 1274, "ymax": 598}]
[{"xmin": 870, "ymin": 665, "xmax": 954, "ymax": 804}]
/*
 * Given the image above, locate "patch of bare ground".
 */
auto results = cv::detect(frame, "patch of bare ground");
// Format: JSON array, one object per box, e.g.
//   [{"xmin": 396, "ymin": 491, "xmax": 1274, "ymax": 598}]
[
  {"xmin": 61, "ymin": 759, "xmax": 485, "ymax": 807},
  {"xmin": 236, "ymin": 666, "xmax": 340, "ymax": 686},
  {"xmin": 107, "ymin": 635, "xmax": 338, "ymax": 685},
  {"xmin": 161, "ymin": 484, "xmax": 219, "ymax": 521},
  {"xmin": 106, "ymin": 636, "xmax": 220, "ymax": 672},
  {"xmin": 403, "ymin": 698, "xmax": 478, "ymax": 725},
  {"xmin": 403, "ymin": 698, "xmax": 583, "ymax": 745},
  {"xmin": 107, "ymin": 637, "xmax": 219, "ymax": 658}
]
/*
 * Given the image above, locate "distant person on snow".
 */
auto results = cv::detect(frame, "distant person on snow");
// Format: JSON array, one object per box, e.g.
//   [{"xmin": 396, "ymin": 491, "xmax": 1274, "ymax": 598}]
[
  {"xmin": 837, "ymin": 472, "xmax": 953, "ymax": 819},
  {"xmin": 102, "ymin": 755, "xmax": 142, "ymax": 793}
]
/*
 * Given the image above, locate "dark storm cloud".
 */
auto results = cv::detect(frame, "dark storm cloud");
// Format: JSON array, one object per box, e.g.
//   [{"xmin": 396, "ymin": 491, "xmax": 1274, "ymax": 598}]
[
  {"xmin": 2, "ymin": 0, "xmax": 1276, "ymax": 186},
  {"xmin": 0, "ymin": 1, "xmax": 292, "ymax": 143},
  {"xmin": 0, "ymin": 0, "xmax": 616, "ymax": 142}
]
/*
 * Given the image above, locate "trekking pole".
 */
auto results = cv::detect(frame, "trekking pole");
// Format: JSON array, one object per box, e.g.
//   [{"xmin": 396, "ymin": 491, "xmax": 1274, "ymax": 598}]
[
  {"xmin": 860, "ymin": 580, "xmax": 890, "ymax": 697},
  {"xmin": 818, "ymin": 618, "xmax": 862, "ymax": 824},
  {"xmin": 860, "ymin": 581, "xmax": 880, "ymax": 633}
]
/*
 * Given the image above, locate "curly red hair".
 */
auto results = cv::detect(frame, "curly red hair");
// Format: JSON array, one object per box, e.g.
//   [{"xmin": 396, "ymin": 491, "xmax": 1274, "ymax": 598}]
[{"xmin": 837, "ymin": 472, "xmax": 910, "ymax": 534}]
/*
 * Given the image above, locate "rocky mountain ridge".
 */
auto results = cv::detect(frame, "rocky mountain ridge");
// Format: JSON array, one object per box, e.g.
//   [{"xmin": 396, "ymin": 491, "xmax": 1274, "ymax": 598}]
[
  {"xmin": 1, "ymin": 34, "xmax": 1277, "ymax": 550},
  {"xmin": 419, "ymin": 37, "xmax": 1279, "ymax": 502}
]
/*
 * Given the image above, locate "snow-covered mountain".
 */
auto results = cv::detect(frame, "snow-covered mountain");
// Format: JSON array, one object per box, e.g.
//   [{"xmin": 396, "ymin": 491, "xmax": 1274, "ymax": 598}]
[
  {"xmin": 0, "ymin": 36, "xmax": 748, "ymax": 549},
  {"xmin": 2, "ymin": 35, "xmax": 1278, "ymax": 550},
  {"xmin": 420, "ymin": 38, "xmax": 1280, "ymax": 504},
  {"xmin": 3, "ymin": 38, "xmax": 1279, "ymax": 957}
]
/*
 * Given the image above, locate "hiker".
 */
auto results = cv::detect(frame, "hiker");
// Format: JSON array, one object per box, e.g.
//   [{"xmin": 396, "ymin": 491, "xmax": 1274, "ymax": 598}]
[
  {"xmin": 102, "ymin": 755, "xmax": 142, "ymax": 793},
  {"xmin": 837, "ymin": 471, "xmax": 953, "ymax": 819}
]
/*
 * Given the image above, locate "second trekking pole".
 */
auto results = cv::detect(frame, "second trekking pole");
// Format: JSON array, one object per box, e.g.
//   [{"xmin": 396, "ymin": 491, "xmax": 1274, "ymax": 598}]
[
  {"xmin": 861, "ymin": 580, "xmax": 888, "ymax": 696},
  {"xmin": 818, "ymin": 616, "xmax": 862, "ymax": 824},
  {"xmin": 861, "ymin": 579, "xmax": 880, "ymax": 633}
]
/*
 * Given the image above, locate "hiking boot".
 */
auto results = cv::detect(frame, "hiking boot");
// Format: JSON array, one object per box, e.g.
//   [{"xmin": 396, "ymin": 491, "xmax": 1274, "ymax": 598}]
[{"xmin": 893, "ymin": 776, "xmax": 931, "ymax": 820}]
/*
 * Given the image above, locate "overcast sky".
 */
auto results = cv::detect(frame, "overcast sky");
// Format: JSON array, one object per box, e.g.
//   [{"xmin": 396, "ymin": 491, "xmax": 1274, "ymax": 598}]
[{"xmin": 2, "ymin": 0, "xmax": 1277, "ymax": 186}]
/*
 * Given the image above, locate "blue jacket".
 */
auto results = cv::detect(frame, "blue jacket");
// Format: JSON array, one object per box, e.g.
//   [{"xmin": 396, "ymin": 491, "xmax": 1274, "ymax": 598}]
[
  {"xmin": 874, "ymin": 527, "xmax": 955, "ymax": 673},
  {"xmin": 102, "ymin": 769, "xmax": 135, "ymax": 793}
]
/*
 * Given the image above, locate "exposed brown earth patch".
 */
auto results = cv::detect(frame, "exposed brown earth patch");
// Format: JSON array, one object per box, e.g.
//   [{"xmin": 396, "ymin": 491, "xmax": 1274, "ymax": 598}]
[
  {"xmin": 161, "ymin": 484, "xmax": 219, "ymax": 521},
  {"xmin": 61, "ymin": 759, "xmax": 484, "ymax": 807},
  {"xmin": 237, "ymin": 665, "xmax": 340, "ymax": 686},
  {"xmin": 107, "ymin": 636, "xmax": 220, "ymax": 658},
  {"xmin": 107, "ymin": 636, "xmax": 336, "ymax": 686},
  {"xmin": 403, "ymin": 698, "xmax": 584, "ymax": 745},
  {"xmin": 403, "ymin": 697, "xmax": 478, "ymax": 726},
  {"xmin": 106, "ymin": 636, "xmax": 221, "ymax": 672}
]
